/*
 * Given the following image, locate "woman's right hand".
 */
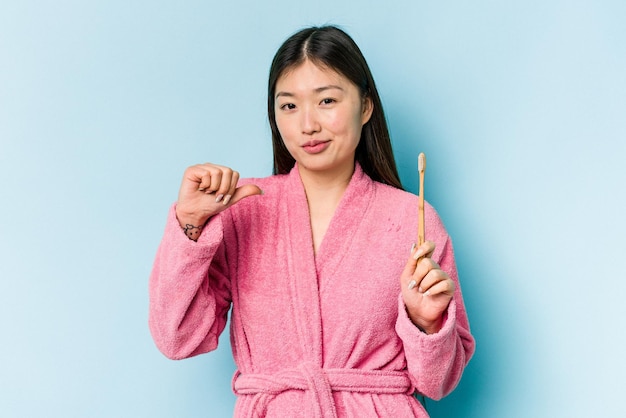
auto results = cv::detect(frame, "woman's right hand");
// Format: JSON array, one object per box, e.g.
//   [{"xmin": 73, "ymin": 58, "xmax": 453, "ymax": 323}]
[{"xmin": 175, "ymin": 163, "xmax": 262, "ymax": 238}]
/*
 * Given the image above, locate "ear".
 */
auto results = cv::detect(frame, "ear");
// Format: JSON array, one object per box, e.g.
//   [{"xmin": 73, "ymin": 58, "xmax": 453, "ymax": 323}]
[{"xmin": 361, "ymin": 96, "xmax": 374, "ymax": 126}]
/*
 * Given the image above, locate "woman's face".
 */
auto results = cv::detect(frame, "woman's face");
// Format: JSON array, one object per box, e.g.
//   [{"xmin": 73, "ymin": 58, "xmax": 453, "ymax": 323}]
[{"xmin": 274, "ymin": 60, "xmax": 372, "ymax": 177}]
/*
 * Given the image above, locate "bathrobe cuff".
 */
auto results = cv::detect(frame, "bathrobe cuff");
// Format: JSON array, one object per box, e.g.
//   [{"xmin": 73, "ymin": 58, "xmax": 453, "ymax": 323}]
[
  {"xmin": 395, "ymin": 294, "xmax": 457, "ymax": 350},
  {"xmin": 166, "ymin": 204, "xmax": 225, "ymax": 258},
  {"xmin": 150, "ymin": 204, "xmax": 230, "ymax": 359},
  {"xmin": 395, "ymin": 295, "xmax": 465, "ymax": 399}
]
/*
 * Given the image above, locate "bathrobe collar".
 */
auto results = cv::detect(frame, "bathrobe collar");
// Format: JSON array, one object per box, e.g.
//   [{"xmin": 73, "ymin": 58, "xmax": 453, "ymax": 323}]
[{"xmin": 284, "ymin": 162, "xmax": 375, "ymax": 365}]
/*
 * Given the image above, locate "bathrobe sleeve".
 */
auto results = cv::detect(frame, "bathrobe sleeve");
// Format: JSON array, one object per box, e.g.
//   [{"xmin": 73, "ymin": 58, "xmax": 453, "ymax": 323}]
[
  {"xmin": 395, "ymin": 235, "xmax": 475, "ymax": 400},
  {"xmin": 148, "ymin": 204, "xmax": 232, "ymax": 360}
]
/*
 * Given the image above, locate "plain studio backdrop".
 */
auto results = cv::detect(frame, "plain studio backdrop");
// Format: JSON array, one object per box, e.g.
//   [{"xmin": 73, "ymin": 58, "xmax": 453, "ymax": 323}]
[{"xmin": 1, "ymin": 1, "xmax": 624, "ymax": 417}]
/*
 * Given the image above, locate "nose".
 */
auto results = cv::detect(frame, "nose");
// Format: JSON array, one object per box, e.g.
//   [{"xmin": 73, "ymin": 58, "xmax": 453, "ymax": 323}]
[{"xmin": 300, "ymin": 106, "xmax": 321, "ymax": 135}]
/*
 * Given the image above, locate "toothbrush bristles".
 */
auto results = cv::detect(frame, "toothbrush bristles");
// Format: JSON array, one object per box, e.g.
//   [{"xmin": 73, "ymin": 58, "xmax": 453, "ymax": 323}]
[
  {"xmin": 418, "ymin": 153, "xmax": 426, "ymax": 172},
  {"xmin": 417, "ymin": 152, "xmax": 426, "ymax": 246}
]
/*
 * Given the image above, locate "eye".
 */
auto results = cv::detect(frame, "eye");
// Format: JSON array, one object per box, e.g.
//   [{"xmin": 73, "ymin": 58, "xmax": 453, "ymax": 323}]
[
  {"xmin": 320, "ymin": 98, "xmax": 336, "ymax": 105},
  {"xmin": 280, "ymin": 103, "xmax": 296, "ymax": 111}
]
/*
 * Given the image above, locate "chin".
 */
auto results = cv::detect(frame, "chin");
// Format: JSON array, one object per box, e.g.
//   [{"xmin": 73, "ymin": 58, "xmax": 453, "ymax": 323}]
[{"xmin": 298, "ymin": 158, "xmax": 354, "ymax": 175}]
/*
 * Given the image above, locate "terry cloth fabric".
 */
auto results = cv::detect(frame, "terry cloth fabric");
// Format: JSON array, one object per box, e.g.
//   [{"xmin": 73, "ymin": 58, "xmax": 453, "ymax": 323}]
[
  {"xmin": 149, "ymin": 163, "xmax": 475, "ymax": 417},
  {"xmin": 232, "ymin": 364, "xmax": 413, "ymax": 417}
]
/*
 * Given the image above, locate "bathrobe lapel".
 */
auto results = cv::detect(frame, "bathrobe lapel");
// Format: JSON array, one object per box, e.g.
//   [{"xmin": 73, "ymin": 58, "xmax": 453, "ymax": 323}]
[
  {"xmin": 283, "ymin": 164, "xmax": 374, "ymax": 366},
  {"xmin": 314, "ymin": 165, "xmax": 373, "ymax": 296},
  {"xmin": 284, "ymin": 166, "xmax": 324, "ymax": 366}
]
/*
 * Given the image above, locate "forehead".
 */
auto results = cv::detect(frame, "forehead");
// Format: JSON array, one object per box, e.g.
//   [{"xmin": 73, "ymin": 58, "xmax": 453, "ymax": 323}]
[{"xmin": 276, "ymin": 60, "xmax": 349, "ymax": 91}]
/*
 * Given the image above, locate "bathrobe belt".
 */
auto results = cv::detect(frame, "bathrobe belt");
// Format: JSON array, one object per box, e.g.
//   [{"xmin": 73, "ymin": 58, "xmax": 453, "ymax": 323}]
[{"xmin": 232, "ymin": 362, "xmax": 414, "ymax": 417}]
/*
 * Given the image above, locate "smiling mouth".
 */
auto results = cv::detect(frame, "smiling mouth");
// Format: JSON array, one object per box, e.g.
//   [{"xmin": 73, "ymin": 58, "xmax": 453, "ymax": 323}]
[
  {"xmin": 302, "ymin": 140, "xmax": 330, "ymax": 147},
  {"xmin": 302, "ymin": 140, "xmax": 331, "ymax": 154}
]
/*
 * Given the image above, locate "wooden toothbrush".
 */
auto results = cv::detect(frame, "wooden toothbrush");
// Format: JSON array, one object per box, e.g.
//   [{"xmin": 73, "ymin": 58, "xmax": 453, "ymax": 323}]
[
  {"xmin": 418, "ymin": 153, "xmax": 426, "ymax": 246},
  {"xmin": 408, "ymin": 153, "xmax": 427, "ymax": 291}
]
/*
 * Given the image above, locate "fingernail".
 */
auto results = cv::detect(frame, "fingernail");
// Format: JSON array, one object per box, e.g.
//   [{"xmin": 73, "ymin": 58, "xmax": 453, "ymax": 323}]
[
  {"xmin": 408, "ymin": 280, "xmax": 417, "ymax": 290},
  {"xmin": 198, "ymin": 187, "xmax": 206, "ymax": 192},
  {"xmin": 424, "ymin": 290, "xmax": 431, "ymax": 297},
  {"xmin": 413, "ymin": 248, "xmax": 425, "ymax": 260},
  {"xmin": 215, "ymin": 194, "xmax": 224, "ymax": 203},
  {"xmin": 223, "ymin": 195, "xmax": 232, "ymax": 205},
  {"xmin": 410, "ymin": 242, "xmax": 416, "ymax": 253},
  {"xmin": 418, "ymin": 286, "xmax": 423, "ymax": 293}
]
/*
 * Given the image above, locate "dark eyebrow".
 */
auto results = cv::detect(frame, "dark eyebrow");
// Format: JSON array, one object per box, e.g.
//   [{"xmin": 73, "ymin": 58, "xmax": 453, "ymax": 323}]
[
  {"xmin": 275, "ymin": 91, "xmax": 294, "ymax": 99},
  {"xmin": 275, "ymin": 85, "xmax": 344, "ymax": 100},
  {"xmin": 315, "ymin": 85, "xmax": 344, "ymax": 94}
]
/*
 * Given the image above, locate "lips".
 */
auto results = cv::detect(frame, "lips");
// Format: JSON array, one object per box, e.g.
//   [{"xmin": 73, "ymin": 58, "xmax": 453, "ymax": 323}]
[{"xmin": 302, "ymin": 140, "xmax": 331, "ymax": 154}]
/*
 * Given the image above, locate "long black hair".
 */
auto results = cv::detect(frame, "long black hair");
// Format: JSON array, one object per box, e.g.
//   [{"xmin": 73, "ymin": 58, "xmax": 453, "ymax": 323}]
[{"xmin": 268, "ymin": 26, "xmax": 403, "ymax": 190}]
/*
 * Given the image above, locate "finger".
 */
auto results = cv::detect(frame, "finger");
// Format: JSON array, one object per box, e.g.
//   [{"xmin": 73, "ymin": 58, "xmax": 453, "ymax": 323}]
[
  {"xmin": 180, "ymin": 165, "xmax": 206, "ymax": 189},
  {"xmin": 412, "ymin": 258, "xmax": 448, "ymax": 293},
  {"xmin": 401, "ymin": 243, "xmax": 420, "ymax": 282},
  {"xmin": 421, "ymin": 278, "xmax": 455, "ymax": 297},
  {"xmin": 214, "ymin": 168, "xmax": 235, "ymax": 203},
  {"xmin": 415, "ymin": 266, "xmax": 446, "ymax": 292},
  {"xmin": 411, "ymin": 240, "xmax": 436, "ymax": 261},
  {"xmin": 424, "ymin": 240, "xmax": 436, "ymax": 258},
  {"xmin": 198, "ymin": 171, "xmax": 213, "ymax": 191},
  {"xmin": 412, "ymin": 257, "xmax": 440, "ymax": 280},
  {"xmin": 227, "ymin": 184, "xmax": 263, "ymax": 206},
  {"xmin": 222, "ymin": 171, "xmax": 240, "ymax": 205},
  {"xmin": 402, "ymin": 241, "xmax": 436, "ymax": 288},
  {"xmin": 208, "ymin": 169, "xmax": 223, "ymax": 193},
  {"xmin": 190, "ymin": 164, "xmax": 222, "ymax": 192}
]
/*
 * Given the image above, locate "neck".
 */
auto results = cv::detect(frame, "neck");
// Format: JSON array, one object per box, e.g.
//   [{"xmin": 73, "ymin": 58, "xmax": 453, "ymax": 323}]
[
  {"xmin": 298, "ymin": 162, "xmax": 355, "ymax": 205},
  {"xmin": 298, "ymin": 162, "xmax": 356, "ymax": 255}
]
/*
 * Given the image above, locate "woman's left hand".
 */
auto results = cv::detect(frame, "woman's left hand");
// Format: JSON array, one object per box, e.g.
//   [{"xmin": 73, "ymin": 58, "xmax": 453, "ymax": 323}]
[{"xmin": 400, "ymin": 241, "xmax": 455, "ymax": 334}]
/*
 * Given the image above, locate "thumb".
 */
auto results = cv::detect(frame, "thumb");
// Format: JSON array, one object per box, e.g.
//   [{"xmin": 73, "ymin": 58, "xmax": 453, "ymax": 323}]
[
  {"xmin": 402, "ymin": 247, "xmax": 420, "ymax": 278},
  {"xmin": 228, "ymin": 184, "xmax": 263, "ymax": 206},
  {"xmin": 401, "ymin": 243, "xmax": 427, "ymax": 279}
]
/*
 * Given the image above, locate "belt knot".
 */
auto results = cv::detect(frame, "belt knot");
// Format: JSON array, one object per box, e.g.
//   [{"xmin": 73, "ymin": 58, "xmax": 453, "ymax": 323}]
[{"xmin": 232, "ymin": 364, "xmax": 413, "ymax": 417}]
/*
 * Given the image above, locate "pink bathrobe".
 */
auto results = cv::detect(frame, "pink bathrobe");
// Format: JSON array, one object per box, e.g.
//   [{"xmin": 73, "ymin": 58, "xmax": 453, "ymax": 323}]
[{"xmin": 149, "ymin": 164, "xmax": 475, "ymax": 417}]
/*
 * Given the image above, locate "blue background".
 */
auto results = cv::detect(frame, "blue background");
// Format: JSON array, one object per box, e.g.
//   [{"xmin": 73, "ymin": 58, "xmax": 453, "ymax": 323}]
[{"xmin": 1, "ymin": 1, "xmax": 625, "ymax": 417}]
